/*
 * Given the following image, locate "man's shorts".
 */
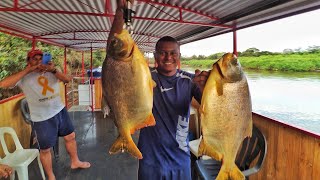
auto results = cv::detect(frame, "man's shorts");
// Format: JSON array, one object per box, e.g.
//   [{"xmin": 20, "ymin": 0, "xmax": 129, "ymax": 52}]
[{"xmin": 33, "ymin": 107, "xmax": 74, "ymax": 149}]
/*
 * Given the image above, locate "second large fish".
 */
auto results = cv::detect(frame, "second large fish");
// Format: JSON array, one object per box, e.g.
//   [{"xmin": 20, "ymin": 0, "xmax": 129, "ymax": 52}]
[
  {"xmin": 198, "ymin": 53, "xmax": 252, "ymax": 180},
  {"xmin": 101, "ymin": 29, "xmax": 156, "ymax": 159}
]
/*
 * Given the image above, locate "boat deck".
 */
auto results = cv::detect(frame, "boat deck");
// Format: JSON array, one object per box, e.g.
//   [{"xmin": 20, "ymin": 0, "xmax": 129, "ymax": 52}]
[{"xmin": 28, "ymin": 111, "xmax": 139, "ymax": 180}]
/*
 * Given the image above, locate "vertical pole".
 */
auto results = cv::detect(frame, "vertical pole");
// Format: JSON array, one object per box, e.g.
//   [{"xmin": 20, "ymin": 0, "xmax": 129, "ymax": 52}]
[
  {"xmin": 233, "ymin": 28, "xmax": 238, "ymax": 56},
  {"xmin": 82, "ymin": 51, "xmax": 85, "ymax": 84},
  {"xmin": 90, "ymin": 46, "xmax": 94, "ymax": 112},
  {"xmin": 64, "ymin": 47, "xmax": 68, "ymax": 108},
  {"xmin": 32, "ymin": 37, "xmax": 36, "ymax": 50}
]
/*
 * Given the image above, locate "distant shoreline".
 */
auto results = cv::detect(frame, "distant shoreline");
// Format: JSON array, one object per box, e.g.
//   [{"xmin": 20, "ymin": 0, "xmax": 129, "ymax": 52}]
[{"xmin": 181, "ymin": 53, "xmax": 320, "ymax": 72}]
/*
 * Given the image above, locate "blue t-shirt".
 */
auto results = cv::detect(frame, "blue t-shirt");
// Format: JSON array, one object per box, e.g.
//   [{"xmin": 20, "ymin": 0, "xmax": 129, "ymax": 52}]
[{"xmin": 138, "ymin": 68, "xmax": 202, "ymax": 179}]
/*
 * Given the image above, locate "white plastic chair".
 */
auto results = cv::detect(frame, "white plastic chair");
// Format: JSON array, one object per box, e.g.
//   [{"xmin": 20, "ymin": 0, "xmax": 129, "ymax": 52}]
[{"xmin": 0, "ymin": 127, "xmax": 45, "ymax": 180}]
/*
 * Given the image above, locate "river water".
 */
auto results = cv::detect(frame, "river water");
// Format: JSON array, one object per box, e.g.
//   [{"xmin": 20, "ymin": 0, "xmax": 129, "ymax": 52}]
[{"xmin": 182, "ymin": 66, "xmax": 320, "ymax": 135}]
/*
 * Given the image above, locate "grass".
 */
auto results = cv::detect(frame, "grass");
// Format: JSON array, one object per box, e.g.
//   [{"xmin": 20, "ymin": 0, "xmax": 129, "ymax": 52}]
[{"xmin": 182, "ymin": 53, "xmax": 320, "ymax": 72}]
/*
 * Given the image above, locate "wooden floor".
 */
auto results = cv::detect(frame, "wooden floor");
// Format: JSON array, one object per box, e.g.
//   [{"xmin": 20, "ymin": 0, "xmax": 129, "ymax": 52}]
[{"xmin": 28, "ymin": 111, "xmax": 139, "ymax": 180}]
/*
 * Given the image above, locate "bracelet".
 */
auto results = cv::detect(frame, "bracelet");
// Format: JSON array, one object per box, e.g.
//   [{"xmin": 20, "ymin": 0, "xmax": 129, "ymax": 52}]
[{"xmin": 52, "ymin": 68, "xmax": 57, "ymax": 74}]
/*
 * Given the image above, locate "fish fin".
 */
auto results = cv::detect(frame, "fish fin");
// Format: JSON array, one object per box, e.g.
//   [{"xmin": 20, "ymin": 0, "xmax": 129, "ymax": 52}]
[
  {"xmin": 101, "ymin": 100, "xmax": 111, "ymax": 118},
  {"xmin": 199, "ymin": 104, "xmax": 205, "ymax": 114},
  {"xmin": 152, "ymin": 80, "xmax": 156, "ymax": 88},
  {"xmin": 109, "ymin": 135, "xmax": 143, "ymax": 159},
  {"xmin": 216, "ymin": 163, "xmax": 245, "ymax": 180},
  {"xmin": 198, "ymin": 138, "xmax": 222, "ymax": 161},
  {"xmin": 230, "ymin": 165, "xmax": 245, "ymax": 180},
  {"xmin": 130, "ymin": 113, "xmax": 156, "ymax": 134},
  {"xmin": 246, "ymin": 122, "xmax": 253, "ymax": 137},
  {"xmin": 215, "ymin": 79, "xmax": 223, "ymax": 96}
]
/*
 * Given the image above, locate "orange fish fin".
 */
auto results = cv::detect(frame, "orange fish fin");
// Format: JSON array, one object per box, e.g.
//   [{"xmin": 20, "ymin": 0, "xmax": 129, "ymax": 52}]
[
  {"xmin": 198, "ymin": 138, "xmax": 222, "ymax": 161},
  {"xmin": 109, "ymin": 135, "xmax": 143, "ymax": 159},
  {"xmin": 149, "ymin": 79, "xmax": 156, "ymax": 91},
  {"xmin": 152, "ymin": 80, "xmax": 156, "ymax": 88},
  {"xmin": 216, "ymin": 164, "xmax": 245, "ymax": 180},
  {"xmin": 130, "ymin": 113, "xmax": 156, "ymax": 134},
  {"xmin": 215, "ymin": 79, "xmax": 223, "ymax": 96},
  {"xmin": 199, "ymin": 104, "xmax": 205, "ymax": 114},
  {"xmin": 230, "ymin": 165, "xmax": 245, "ymax": 180}
]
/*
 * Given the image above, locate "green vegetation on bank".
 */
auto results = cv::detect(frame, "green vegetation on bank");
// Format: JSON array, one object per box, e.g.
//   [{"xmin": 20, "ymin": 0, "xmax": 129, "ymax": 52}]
[{"xmin": 182, "ymin": 47, "xmax": 320, "ymax": 72}]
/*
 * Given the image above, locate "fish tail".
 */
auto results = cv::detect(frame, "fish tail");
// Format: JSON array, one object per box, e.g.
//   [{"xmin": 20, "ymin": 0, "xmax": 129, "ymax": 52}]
[
  {"xmin": 216, "ymin": 163, "xmax": 245, "ymax": 180},
  {"xmin": 198, "ymin": 138, "xmax": 222, "ymax": 161},
  {"xmin": 130, "ymin": 113, "xmax": 155, "ymax": 134},
  {"xmin": 230, "ymin": 165, "xmax": 245, "ymax": 180},
  {"xmin": 109, "ymin": 135, "xmax": 143, "ymax": 159}
]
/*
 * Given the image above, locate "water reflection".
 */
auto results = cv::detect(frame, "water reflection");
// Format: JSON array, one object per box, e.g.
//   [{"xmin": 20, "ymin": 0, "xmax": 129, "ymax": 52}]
[{"xmin": 182, "ymin": 66, "xmax": 320, "ymax": 134}]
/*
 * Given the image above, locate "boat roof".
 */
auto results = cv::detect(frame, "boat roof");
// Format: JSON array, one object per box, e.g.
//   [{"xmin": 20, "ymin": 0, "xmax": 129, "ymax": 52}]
[{"xmin": 0, "ymin": 0, "xmax": 319, "ymax": 52}]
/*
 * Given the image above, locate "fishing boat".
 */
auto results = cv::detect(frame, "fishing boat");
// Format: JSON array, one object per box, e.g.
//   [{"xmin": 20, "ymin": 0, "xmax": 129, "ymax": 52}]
[{"xmin": 0, "ymin": 0, "xmax": 319, "ymax": 179}]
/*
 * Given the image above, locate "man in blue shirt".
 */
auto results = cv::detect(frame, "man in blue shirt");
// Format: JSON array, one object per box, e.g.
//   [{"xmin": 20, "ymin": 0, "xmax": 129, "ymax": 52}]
[{"xmin": 109, "ymin": 1, "xmax": 209, "ymax": 179}]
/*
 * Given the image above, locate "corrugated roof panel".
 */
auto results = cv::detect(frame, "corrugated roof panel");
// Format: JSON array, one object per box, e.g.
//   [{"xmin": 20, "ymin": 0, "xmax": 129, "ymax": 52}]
[{"xmin": 0, "ymin": 0, "xmax": 319, "ymax": 52}]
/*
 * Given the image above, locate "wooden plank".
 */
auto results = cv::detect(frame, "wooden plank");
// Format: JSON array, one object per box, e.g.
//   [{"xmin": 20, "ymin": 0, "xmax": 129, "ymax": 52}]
[
  {"xmin": 312, "ymin": 139, "xmax": 320, "ymax": 179},
  {"xmin": 298, "ymin": 135, "xmax": 315, "ymax": 180},
  {"xmin": 94, "ymin": 79, "xmax": 102, "ymax": 109},
  {"xmin": 252, "ymin": 113, "xmax": 320, "ymax": 180},
  {"xmin": 0, "ymin": 95, "xmax": 31, "ymax": 156}
]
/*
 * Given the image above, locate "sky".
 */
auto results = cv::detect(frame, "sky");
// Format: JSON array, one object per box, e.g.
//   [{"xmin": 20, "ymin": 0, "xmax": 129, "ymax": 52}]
[{"xmin": 180, "ymin": 9, "xmax": 320, "ymax": 57}]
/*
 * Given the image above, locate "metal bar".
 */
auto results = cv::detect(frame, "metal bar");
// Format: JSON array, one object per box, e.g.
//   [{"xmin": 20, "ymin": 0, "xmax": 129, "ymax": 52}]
[
  {"xmin": 20, "ymin": 0, "xmax": 45, "ymax": 9},
  {"xmin": 90, "ymin": 46, "xmax": 94, "ymax": 112},
  {"xmin": 38, "ymin": 30, "xmax": 160, "ymax": 38},
  {"xmin": 0, "ymin": 8, "xmax": 113, "ymax": 16},
  {"xmin": 233, "ymin": 28, "xmax": 237, "ymax": 56},
  {"xmin": 32, "ymin": 37, "xmax": 36, "ymax": 50},
  {"xmin": 82, "ymin": 51, "xmax": 85, "ymax": 84},
  {"xmin": 14, "ymin": 0, "xmax": 19, "ymax": 9},
  {"xmin": 133, "ymin": 16, "xmax": 231, "ymax": 29},
  {"xmin": 64, "ymin": 47, "xmax": 68, "ymax": 107},
  {"xmin": 0, "ymin": 29, "xmax": 32, "ymax": 40},
  {"xmin": 137, "ymin": 0, "xmax": 221, "ymax": 21}
]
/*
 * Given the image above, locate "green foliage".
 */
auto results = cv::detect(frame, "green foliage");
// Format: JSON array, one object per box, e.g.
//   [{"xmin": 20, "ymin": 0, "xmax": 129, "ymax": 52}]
[{"xmin": 0, "ymin": 32, "xmax": 107, "ymax": 99}]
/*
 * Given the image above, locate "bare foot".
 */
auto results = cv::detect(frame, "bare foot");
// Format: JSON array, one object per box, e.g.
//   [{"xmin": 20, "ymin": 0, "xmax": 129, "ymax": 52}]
[{"xmin": 71, "ymin": 161, "xmax": 91, "ymax": 169}]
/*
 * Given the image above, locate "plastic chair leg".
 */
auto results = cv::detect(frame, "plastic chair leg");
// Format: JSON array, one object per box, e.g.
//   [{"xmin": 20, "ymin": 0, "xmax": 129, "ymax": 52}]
[
  {"xmin": 10, "ymin": 170, "xmax": 15, "ymax": 180},
  {"xmin": 37, "ymin": 155, "xmax": 46, "ymax": 180},
  {"xmin": 15, "ymin": 166, "xmax": 29, "ymax": 180}
]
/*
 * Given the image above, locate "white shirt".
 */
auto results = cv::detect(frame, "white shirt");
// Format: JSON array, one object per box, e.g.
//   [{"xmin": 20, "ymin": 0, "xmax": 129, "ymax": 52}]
[{"xmin": 17, "ymin": 72, "xmax": 64, "ymax": 122}]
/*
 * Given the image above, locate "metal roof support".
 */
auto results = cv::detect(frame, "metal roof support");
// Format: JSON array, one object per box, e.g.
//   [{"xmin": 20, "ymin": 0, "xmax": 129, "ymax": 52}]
[
  {"xmin": 81, "ymin": 51, "xmax": 85, "ymax": 84},
  {"xmin": 90, "ymin": 46, "xmax": 94, "ymax": 112},
  {"xmin": 64, "ymin": 46, "xmax": 68, "ymax": 108},
  {"xmin": 233, "ymin": 29, "xmax": 238, "ymax": 57},
  {"xmin": 32, "ymin": 37, "xmax": 36, "ymax": 50}
]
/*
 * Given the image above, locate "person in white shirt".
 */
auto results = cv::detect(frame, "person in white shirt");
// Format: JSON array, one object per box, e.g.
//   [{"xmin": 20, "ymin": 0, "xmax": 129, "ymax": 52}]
[{"xmin": 0, "ymin": 49, "xmax": 90, "ymax": 180}]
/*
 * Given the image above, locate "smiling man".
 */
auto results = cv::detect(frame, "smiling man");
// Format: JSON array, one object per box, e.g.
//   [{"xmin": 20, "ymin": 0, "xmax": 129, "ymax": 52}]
[{"xmin": 107, "ymin": 1, "xmax": 210, "ymax": 179}]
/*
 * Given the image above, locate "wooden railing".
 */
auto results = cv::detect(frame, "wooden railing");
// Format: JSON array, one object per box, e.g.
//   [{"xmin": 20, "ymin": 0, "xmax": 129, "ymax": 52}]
[{"xmin": 252, "ymin": 113, "xmax": 320, "ymax": 180}]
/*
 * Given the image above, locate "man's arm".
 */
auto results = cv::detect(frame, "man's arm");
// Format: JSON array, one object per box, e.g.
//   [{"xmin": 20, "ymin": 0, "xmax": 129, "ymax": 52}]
[
  {"xmin": 0, "ymin": 64, "xmax": 38, "ymax": 88},
  {"xmin": 107, "ymin": 0, "xmax": 134, "ymax": 48}
]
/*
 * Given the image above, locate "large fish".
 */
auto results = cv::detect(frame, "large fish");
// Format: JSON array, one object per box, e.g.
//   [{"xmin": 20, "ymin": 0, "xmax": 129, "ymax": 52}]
[
  {"xmin": 198, "ymin": 53, "xmax": 252, "ymax": 180},
  {"xmin": 101, "ymin": 29, "xmax": 156, "ymax": 159}
]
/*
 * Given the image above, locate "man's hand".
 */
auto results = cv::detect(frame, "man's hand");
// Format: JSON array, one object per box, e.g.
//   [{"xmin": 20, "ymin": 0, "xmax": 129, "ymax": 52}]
[
  {"xmin": 117, "ymin": 0, "xmax": 134, "ymax": 9},
  {"xmin": 25, "ymin": 63, "xmax": 40, "ymax": 73},
  {"xmin": 193, "ymin": 69, "xmax": 210, "ymax": 93},
  {"xmin": 0, "ymin": 164, "xmax": 13, "ymax": 178},
  {"xmin": 39, "ymin": 61, "xmax": 56, "ymax": 73}
]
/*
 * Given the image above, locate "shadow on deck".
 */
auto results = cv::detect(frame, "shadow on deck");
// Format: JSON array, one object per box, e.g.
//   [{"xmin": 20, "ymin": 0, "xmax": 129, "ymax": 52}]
[{"xmin": 29, "ymin": 111, "xmax": 139, "ymax": 180}]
